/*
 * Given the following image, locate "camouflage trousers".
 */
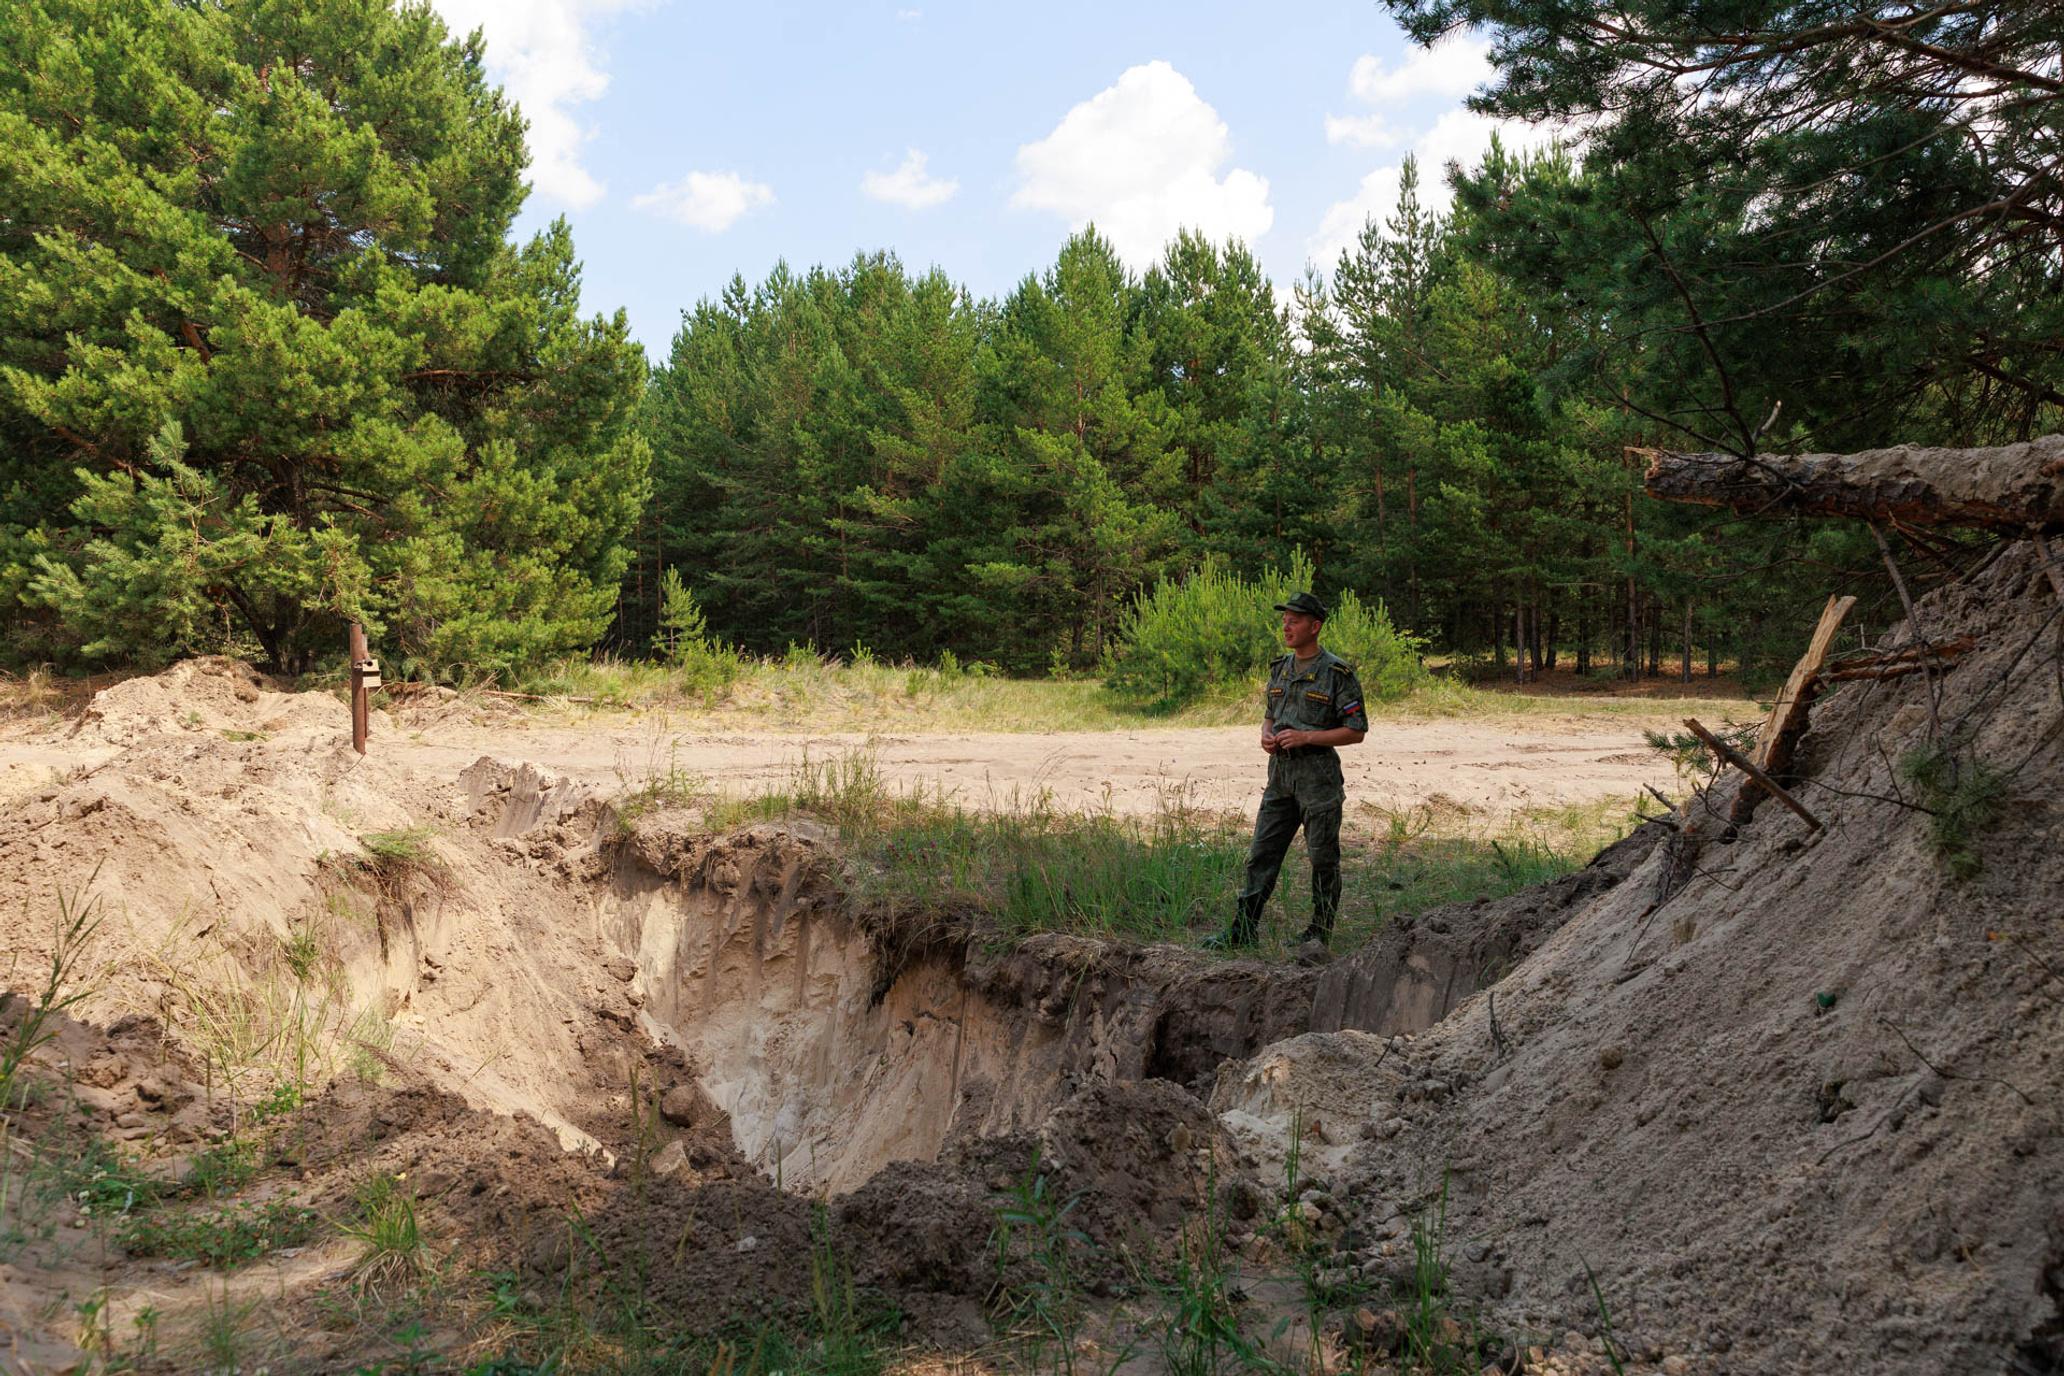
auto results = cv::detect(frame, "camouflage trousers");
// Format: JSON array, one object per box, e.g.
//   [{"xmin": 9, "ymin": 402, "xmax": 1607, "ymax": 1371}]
[{"xmin": 1231, "ymin": 747, "xmax": 1343, "ymax": 941}]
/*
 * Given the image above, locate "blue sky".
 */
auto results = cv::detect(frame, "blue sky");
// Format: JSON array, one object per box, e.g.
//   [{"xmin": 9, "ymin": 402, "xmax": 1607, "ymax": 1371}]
[{"xmin": 428, "ymin": 0, "xmax": 1547, "ymax": 354}]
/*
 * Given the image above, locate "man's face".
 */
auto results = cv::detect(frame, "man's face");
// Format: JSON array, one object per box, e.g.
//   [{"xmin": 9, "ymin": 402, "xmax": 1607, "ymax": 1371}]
[{"xmin": 1281, "ymin": 610, "xmax": 1321, "ymax": 651}]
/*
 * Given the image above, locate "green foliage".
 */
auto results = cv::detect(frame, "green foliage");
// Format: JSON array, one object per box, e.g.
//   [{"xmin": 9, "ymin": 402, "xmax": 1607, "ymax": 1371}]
[
  {"xmin": 0, "ymin": 0, "xmax": 648, "ymax": 677},
  {"xmin": 343, "ymin": 1173, "xmax": 432, "ymax": 1297},
  {"xmin": 803, "ymin": 1206, "xmax": 893, "ymax": 1376},
  {"xmin": 186, "ymin": 1135, "xmax": 262, "ymax": 1199},
  {"xmin": 613, "ymin": 743, "xmax": 707, "ymax": 831},
  {"xmin": 730, "ymin": 753, "xmax": 1244, "ymax": 942},
  {"xmin": 1103, "ymin": 552, "xmax": 1427, "ymax": 713},
  {"xmin": 1147, "ymin": 1161, "xmax": 1261, "ymax": 1376},
  {"xmin": 1389, "ymin": 0, "xmax": 2064, "ymax": 453},
  {"xmin": 122, "ymin": 1197, "xmax": 319, "ymax": 1269},
  {"xmin": 988, "ymin": 1153, "xmax": 1091, "ymax": 1376},
  {"xmin": 651, "ymin": 567, "xmax": 739, "ymax": 697},
  {"xmin": 1898, "ymin": 741, "xmax": 2009, "ymax": 881},
  {"xmin": 356, "ymin": 826, "xmax": 442, "ymax": 880},
  {"xmin": 56, "ymin": 1137, "xmax": 160, "ymax": 1221}
]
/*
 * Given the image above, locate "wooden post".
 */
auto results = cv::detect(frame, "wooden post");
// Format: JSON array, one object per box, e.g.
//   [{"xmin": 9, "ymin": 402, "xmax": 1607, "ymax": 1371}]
[{"xmin": 348, "ymin": 622, "xmax": 370, "ymax": 756}]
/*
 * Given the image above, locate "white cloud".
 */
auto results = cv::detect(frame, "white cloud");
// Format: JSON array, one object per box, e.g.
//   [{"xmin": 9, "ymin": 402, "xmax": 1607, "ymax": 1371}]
[
  {"xmin": 432, "ymin": 0, "xmax": 639, "ymax": 209},
  {"xmin": 1344, "ymin": 33, "xmax": 1494, "ymax": 106},
  {"xmin": 896, "ymin": 7, "xmax": 922, "ymax": 18},
  {"xmin": 632, "ymin": 171, "xmax": 776, "ymax": 232},
  {"xmin": 861, "ymin": 149, "xmax": 959, "ymax": 210},
  {"xmin": 1309, "ymin": 109, "xmax": 1556, "ymax": 268},
  {"xmin": 1012, "ymin": 60, "xmax": 1273, "ymax": 270},
  {"xmin": 1323, "ymin": 112, "xmax": 1405, "ymax": 150},
  {"xmin": 1323, "ymin": 33, "xmax": 1493, "ymax": 151}
]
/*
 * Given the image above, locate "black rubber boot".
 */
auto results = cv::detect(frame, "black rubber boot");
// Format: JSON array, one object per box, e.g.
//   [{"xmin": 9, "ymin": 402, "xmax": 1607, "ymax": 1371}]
[{"xmin": 1204, "ymin": 898, "xmax": 1264, "ymax": 951}]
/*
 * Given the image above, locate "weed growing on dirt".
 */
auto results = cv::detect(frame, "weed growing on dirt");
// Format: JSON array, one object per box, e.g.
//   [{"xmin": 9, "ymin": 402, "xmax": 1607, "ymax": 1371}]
[
  {"xmin": 1898, "ymin": 740, "xmax": 2009, "ymax": 879},
  {"xmin": 145, "ymin": 917, "xmax": 356, "ymax": 1119},
  {"xmin": 805, "ymin": 1204, "xmax": 894, "ymax": 1376},
  {"xmin": 344, "ymin": 1173, "xmax": 433, "ymax": 1297},
  {"xmin": 58, "ymin": 1135, "xmax": 161, "ymax": 1220},
  {"xmin": 357, "ymin": 825, "xmax": 445, "ymax": 882},
  {"xmin": 186, "ymin": 1134, "xmax": 262, "ymax": 1198},
  {"xmin": 1264, "ymin": 1107, "xmax": 1362, "ymax": 1368},
  {"xmin": 200, "ymin": 1282, "xmax": 261, "ymax": 1372},
  {"xmin": 614, "ymin": 738, "xmax": 710, "ymax": 830},
  {"xmin": 1147, "ymin": 1158, "xmax": 1267, "ymax": 1376},
  {"xmin": 1383, "ymin": 1175, "xmax": 1501, "ymax": 1375},
  {"xmin": 988, "ymin": 1152, "xmax": 1092, "ymax": 1376},
  {"xmin": 1582, "ymin": 1258, "xmax": 1630, "ymax": 1376},
  {"xmin": 0, "ymin": 877, "xmax": 106, "ymax": 1112},
  {"xmin": 281, "ymin": 924, "xmax": 324, "ymax": 983},
  {"xmin": 123, "ymin": 1197, "xmax": 320, "ymax": 1268}
]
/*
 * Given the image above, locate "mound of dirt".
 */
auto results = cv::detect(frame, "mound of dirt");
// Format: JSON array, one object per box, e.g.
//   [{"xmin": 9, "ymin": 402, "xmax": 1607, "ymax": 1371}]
[
  {"xmin": 1215, "ymin": 542, "xmax": 2064, "ymax": 1373},
  {"xmin": 64, "ymin": 655, "xmax": 365, "ymax": 747}
]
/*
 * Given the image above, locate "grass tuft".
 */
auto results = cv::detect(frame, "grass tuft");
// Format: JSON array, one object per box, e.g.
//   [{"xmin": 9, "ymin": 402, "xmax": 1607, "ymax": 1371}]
[
  {"xmin": 357, "ymin": 825, "xmax": 442, "ymax": 878},
  {"xmin": 343, "ymin": 1173, "xmax": 432, "ymax": 1297}
]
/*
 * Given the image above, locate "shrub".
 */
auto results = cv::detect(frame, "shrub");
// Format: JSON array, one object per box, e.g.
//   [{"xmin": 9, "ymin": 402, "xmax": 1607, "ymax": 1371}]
[
  {"xmin": 1102, "ymin": 552, "xmax": 1427, "ymax": 713},
  {"xmin": 653, "ymin": 567, "xmax": 740, "ymax": 697}
]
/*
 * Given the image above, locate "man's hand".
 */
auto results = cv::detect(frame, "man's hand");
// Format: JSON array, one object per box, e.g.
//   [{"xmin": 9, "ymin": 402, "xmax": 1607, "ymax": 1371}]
[
  {"xmin": 1261, "ymin": 722, "xmax": 1280, "ymax": 754},
  {"xmin": 1273, "ymin": 728, "xmax": 1307, "ymax": 750}
]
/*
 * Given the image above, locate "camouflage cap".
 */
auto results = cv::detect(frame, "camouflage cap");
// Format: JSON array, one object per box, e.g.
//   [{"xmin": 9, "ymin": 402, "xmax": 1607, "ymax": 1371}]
[{"xmin": 1273, "ymin": 591, "xmax": 1328, "ymax": 620}]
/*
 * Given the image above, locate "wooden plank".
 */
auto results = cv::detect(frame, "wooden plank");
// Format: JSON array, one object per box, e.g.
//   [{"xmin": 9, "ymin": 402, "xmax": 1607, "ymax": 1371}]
[
  {"xmin": 1751, "ymin": 595, "xmax": 1855, "ymax": 769},
  {"xmin": 1686, "ymin": 717, "xmax": 1824, "ymax": 832}
]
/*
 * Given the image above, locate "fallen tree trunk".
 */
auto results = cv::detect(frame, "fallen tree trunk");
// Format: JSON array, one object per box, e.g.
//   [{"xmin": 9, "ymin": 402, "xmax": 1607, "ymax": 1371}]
[{"xmin": 1638, "ymin": 434, "xmax": 2064, "ymax": 532}]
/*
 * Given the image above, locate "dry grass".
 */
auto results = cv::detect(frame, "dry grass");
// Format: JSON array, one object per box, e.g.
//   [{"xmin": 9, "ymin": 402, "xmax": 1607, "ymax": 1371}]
[{"xmin": 489, "ymin": 652, "xmax": 1754, "ymax": 734}]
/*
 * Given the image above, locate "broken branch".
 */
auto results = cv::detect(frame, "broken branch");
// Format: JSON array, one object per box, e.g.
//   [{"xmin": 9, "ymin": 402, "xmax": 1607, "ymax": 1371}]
[{"xmin": 1685, "ymin": 717, "xmax": 1825, "ymax": 832}]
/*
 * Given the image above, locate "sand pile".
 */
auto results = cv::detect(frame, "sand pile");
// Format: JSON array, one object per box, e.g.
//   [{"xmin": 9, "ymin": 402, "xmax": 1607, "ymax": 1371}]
[{"xmin": 1211, "ymin": 542, "xmax": 2064, "ymax": 1373}]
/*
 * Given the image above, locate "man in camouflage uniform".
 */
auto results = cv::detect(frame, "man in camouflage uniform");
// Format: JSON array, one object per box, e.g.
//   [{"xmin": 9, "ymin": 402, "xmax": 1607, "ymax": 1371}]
[{"xmin": 1207, "ymin": 592, "xmax": 1369, "ymax": 960}]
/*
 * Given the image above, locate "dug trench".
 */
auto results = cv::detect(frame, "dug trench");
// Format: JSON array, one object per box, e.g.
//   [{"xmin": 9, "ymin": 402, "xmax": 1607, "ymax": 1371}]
[
  {"xmin": 0, "ymin": 662, "xmax": 1648, "ymax": 1371},
  {"xmin": 580, "ymin": 770, "xmax": 1653, "ymax": 1197}
]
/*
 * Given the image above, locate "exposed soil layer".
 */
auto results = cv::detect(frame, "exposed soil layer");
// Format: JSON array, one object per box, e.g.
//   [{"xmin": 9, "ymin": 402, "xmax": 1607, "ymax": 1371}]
[{"xmin": 3, "ymin": 546, "xmax": 2060, "ymax": 1374}]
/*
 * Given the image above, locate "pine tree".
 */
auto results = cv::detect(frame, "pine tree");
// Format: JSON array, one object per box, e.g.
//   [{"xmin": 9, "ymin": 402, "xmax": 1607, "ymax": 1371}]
[{"xmin": 0, "ymin": 0, "xmax": 647, "ymax": 676}]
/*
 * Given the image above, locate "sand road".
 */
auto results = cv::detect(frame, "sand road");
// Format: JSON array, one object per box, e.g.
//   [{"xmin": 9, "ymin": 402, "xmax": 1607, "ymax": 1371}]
[
  {"xmin": 382, "ymin": 714, "xmax": 1695, "ymax": 823},
  {"xmin": 2, "ymin": 683, "xmax": 1724, "ymax": 823}
]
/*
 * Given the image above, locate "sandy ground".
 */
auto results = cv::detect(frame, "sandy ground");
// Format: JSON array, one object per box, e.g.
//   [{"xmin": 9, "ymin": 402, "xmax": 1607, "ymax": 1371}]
[{"xmin": 0, "ymin": 709, "xmax": 1701, "ymax": 822}]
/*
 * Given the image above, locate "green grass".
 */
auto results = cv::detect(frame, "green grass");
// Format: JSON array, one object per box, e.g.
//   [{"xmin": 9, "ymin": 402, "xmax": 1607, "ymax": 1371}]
[
  {"xmin": 988, "ymin": 1152, "xmax": 1093, "ymax": 1376},
  {"xmin": 343, "ymin": 1173, "xmax": 432, "ymax": 1297},
  {"xmin": 493, "ymin": 650, "xmax": 1751, "ymax": 735},
  {"xmin": 702, "ymin": 752, "xmax": 1631, "ymax": 951},
  {"xmin": 122, "ymin": 1197, "xmax": 320, "ymax": 1268},
  {"xmin": 357, "ymin": 825, "xmax": 441, "ymax": 873}
]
